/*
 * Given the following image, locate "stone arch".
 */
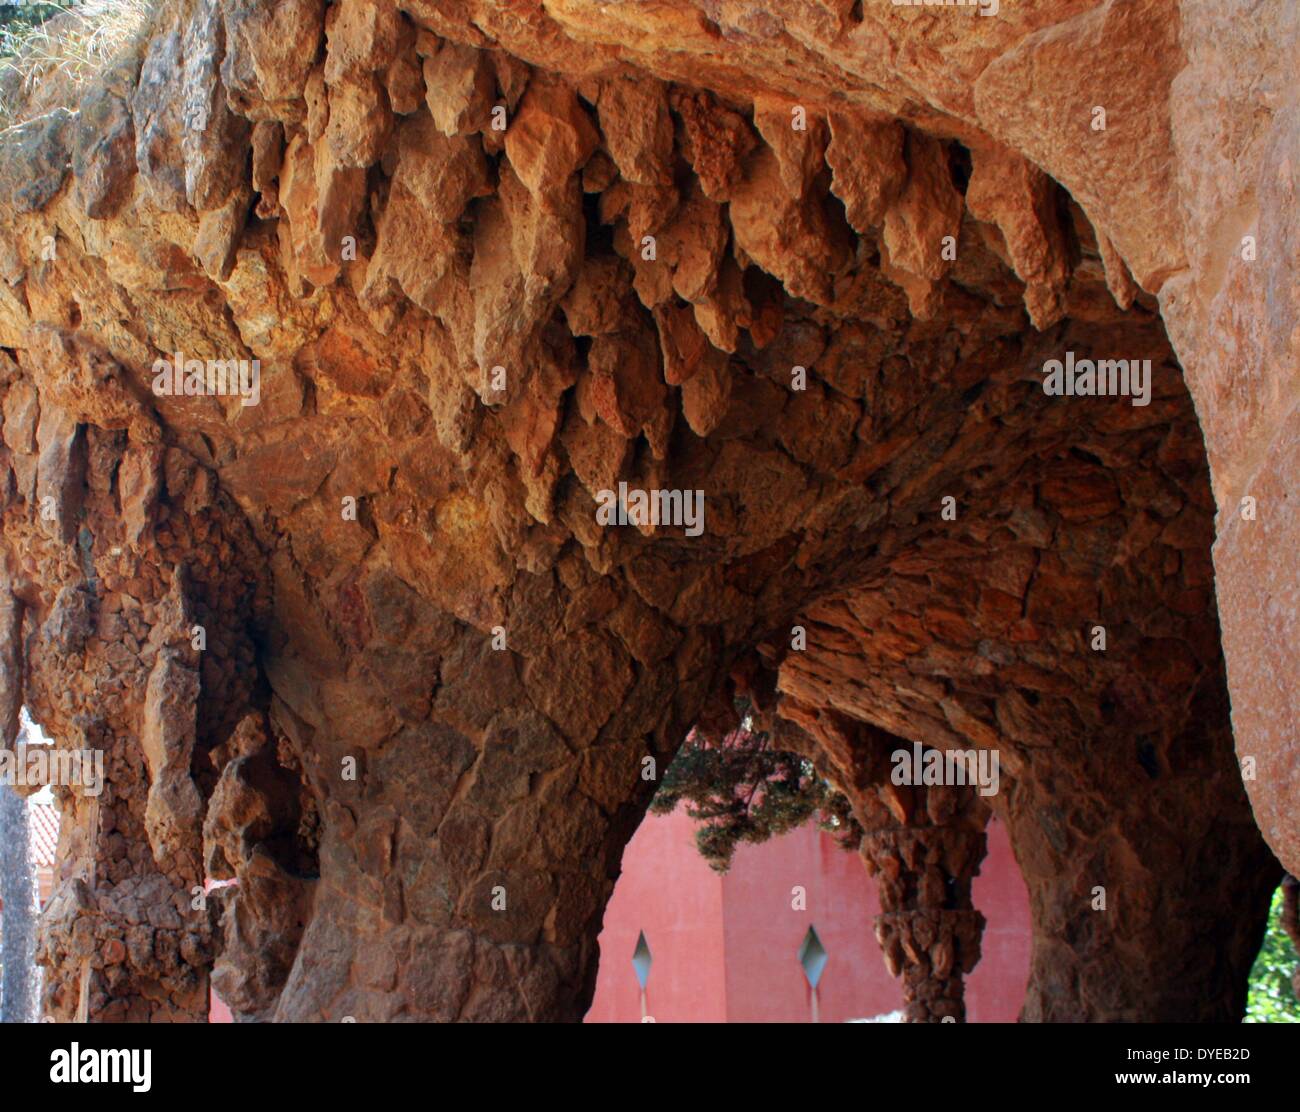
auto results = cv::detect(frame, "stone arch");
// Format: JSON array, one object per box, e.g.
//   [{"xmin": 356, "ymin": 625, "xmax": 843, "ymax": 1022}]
[{"xmin": 0, "ymin": 0, "xmax": 1289, "ymax": 1022}]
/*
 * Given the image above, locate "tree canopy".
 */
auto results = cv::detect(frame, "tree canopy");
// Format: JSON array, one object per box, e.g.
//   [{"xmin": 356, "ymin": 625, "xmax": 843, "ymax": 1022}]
[{"xmin": 651, "ymin": 707, "xmax": 860, "ymax": 873}]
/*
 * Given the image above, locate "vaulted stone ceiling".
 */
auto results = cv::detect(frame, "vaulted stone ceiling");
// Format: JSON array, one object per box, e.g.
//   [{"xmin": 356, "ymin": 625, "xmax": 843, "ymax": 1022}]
[{"xmin": 0, "ymin": 0, "xmax": 1292, "ymax": 1022}]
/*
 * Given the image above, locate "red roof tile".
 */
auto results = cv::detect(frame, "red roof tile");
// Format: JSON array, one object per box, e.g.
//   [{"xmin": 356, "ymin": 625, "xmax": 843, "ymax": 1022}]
[{"xmin": 29, "ymin": 801, "xmax": 60, "ymax": 869}]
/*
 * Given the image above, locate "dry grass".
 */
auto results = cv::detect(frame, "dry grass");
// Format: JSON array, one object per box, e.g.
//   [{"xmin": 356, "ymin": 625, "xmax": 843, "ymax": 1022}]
[{"xmin": 0, "ymin": 1, "xmax": 155, "ymax": 134}]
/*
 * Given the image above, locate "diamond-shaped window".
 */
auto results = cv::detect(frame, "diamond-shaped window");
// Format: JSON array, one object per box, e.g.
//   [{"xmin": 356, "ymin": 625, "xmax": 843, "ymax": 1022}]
[
  {"xmin": 632, "ymin": 930, "xmax": 653, "ymax": 989},
  {"xmin": 797, "ymin": 925, "xmax": 828, "ymax": 989}
]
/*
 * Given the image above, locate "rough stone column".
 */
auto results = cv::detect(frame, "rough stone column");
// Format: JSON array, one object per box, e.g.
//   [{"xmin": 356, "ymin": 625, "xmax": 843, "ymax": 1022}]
[
  {"xmin": 0, "ymin": 330, "xmax": 274, "ymax": 1020},
  {"xmin": 13, "ymin": 532, "xmax": 224, "ymax": 1022},
  {"xmin": 38, "ymin": 713, "xmax": 213, "ymax": 1024},
  {"xmin": 236, "ymin": 581, "xmax": 719, "ymax": 1022},
  {"xmin": 1002, "ymin": 754, "xmax": 1279, "ymax": 1023},
  {"xmin": 772, "ymin": 707, "xmax": 990, "ymax": 1023},
  {"xmin": 860, "ymin": 781, "xmax": 988, "ymax": 1023}
]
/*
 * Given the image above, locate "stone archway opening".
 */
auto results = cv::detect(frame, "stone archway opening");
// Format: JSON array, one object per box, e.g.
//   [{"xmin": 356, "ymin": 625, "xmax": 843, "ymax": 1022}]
[{"xmin": 585, "ymin": 716, "xmax": 1036, "ymax": 1023}]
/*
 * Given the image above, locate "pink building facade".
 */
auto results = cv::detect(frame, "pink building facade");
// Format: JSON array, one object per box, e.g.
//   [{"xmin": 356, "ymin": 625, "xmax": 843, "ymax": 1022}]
[{"xmin": 586, "ymin": 809, "xmax": 1032, "ymax": 1023}]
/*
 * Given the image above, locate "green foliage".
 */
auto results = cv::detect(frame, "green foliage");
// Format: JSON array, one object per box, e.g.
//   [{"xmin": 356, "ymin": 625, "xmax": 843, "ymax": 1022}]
[
  {"xmin": 650, "ymin": 710, "xmax": 860, "ymax": 873},
  {"xmin": 0, "ymin": 5, "xmax": 65, "ymax": 54},
  {"xmin": 1244, "ymin": 883, "xmax": 1300, "ymax": 1023},
  {"xmin": 0, "ymin": 2, "xmax": 153, "ymax": 130}
]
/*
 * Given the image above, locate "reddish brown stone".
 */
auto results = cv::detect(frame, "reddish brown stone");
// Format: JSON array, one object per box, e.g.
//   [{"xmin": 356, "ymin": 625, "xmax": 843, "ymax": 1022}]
[{"xmin": 0, "ymin": 0, "xmax": 1289, "ymax": 1030}]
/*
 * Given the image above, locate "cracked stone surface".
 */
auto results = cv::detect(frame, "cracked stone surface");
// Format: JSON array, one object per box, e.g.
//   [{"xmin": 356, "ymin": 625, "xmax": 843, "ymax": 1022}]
[{"xmin": 0, "ymin": 0, "xmax": 1291, "ymax": 1022}]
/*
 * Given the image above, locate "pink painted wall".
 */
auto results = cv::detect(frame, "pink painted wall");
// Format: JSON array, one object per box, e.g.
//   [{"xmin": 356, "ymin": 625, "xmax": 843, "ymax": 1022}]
[
  {"xmin": 208, "ymin": 879, "xmax": 234, "ymax": 1023},
  {"xmin": 716, "ymin": 818, "xmax": 899, "ymax": 1022},
  {"xmin": 966, "ymin": 818, "xmax": 1032, "ymax": 1022},
  {"xmin": 587, "ymin": 811, "xmax": 1031, "ymax": 1023},
  {"xmin": 584, "ymin": 806, "xmax": 728, "ymax": 1022}
]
